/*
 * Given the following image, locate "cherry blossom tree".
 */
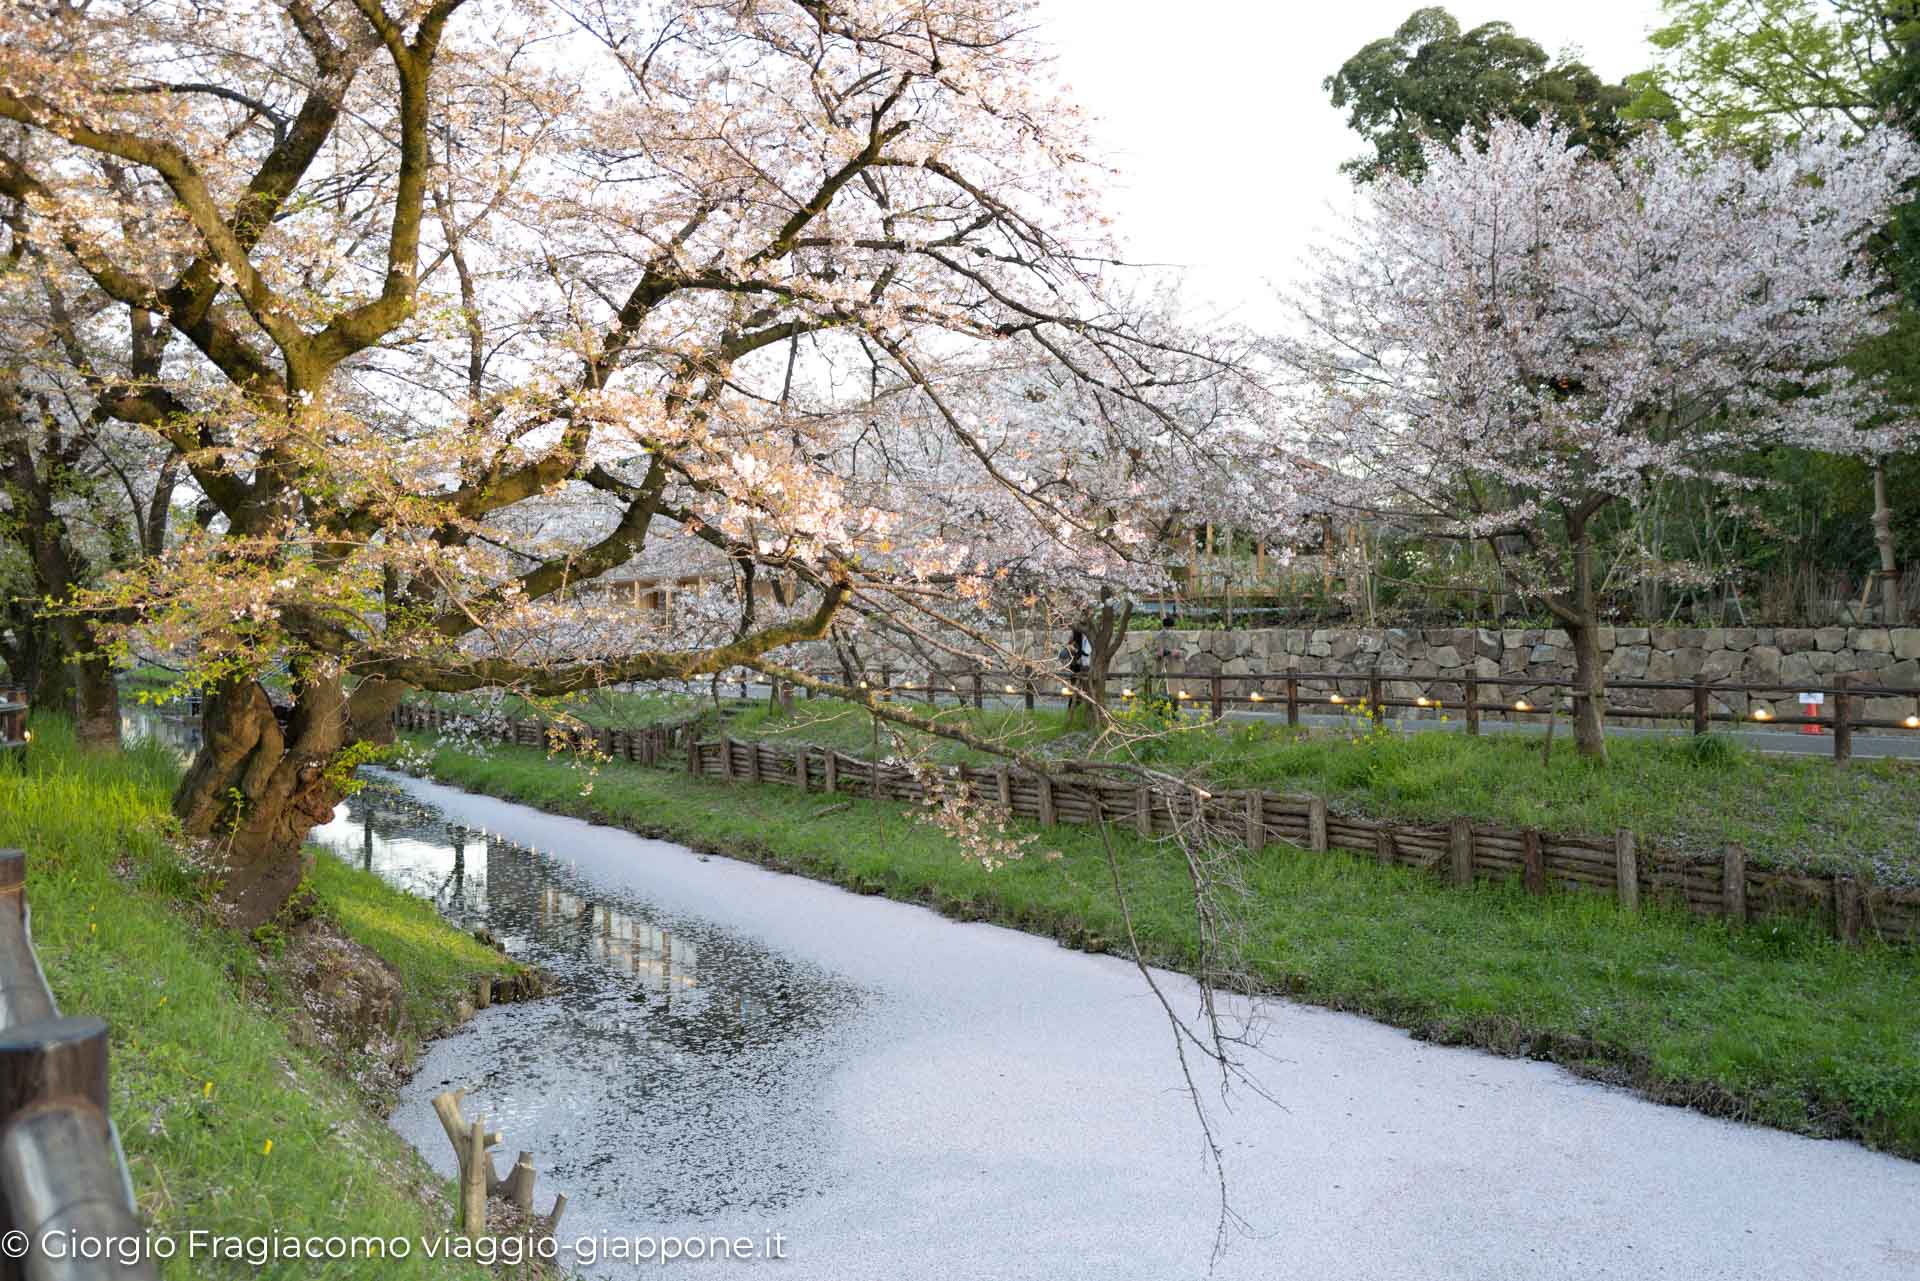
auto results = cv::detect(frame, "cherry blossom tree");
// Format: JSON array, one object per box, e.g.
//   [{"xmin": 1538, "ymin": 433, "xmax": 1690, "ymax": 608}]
[
  {"xmin": 0, "ymin": 186, "xmax": 183, "ymax": 747},
  {"xmin": 0, "ymin": 0, "xmax": 1271, "ymax": 923},
  {"xmin": 1282, "ymin": 117, "xmax": 1917, "ymax": 761}
]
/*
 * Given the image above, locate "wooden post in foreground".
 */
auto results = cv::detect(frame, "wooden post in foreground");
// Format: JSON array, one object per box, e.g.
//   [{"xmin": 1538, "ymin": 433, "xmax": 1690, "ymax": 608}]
[
  {"xmin": 1833, "ymin": 676, "xmax": 1853, "ymax": 764},
  {"xmin": 1522, "ymin": 828, "xmax": 1544, "ymax": 895},
  {"xmin": 1833, "ymin": 876, "xmax": 1864, "ymax": 945},
  {"xmin": 1722, "ymin": 844, "xmax": 1747, "ymax": 924},
  {"xmin": 1449, "ymin": 818, "xmax": 1472, "ymax": 887},
  {"xmin": 432, "ymin": 1089, "xmax": 566, "ymax": 1244},
  {"xmin": 1307, "ymin": 797, "xmax": 1328, "ymax": 853},
  {"xmin": 1614, "ymin": 830, "xmax": 1638, "ymax": 911}
]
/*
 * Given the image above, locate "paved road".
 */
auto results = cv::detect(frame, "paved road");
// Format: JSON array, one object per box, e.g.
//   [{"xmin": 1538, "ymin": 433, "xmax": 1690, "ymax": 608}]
[
  {"xmin": 357, "ymin": 774, "xmax": 1920, "ymax": 1281},
  {"xmin": 698, "ymin": 681, "xmax": 1920, "ymax": 760}
]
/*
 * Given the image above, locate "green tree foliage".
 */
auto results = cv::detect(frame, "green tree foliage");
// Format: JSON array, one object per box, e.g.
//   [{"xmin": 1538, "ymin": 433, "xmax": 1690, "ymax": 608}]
[
  {"xmin": 1623, "ymin": 0, "xmax": 1904, "ymax": 146},
  {"xmin": 1324, "ymin": 6, "xmax": 1634, "ymax": 181}
]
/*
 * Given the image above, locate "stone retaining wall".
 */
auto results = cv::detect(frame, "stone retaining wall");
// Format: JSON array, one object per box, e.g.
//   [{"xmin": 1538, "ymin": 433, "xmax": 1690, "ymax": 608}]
[{"xmin": 1115, "ymin": 626, "xmax": 1920, "ymax": 722}]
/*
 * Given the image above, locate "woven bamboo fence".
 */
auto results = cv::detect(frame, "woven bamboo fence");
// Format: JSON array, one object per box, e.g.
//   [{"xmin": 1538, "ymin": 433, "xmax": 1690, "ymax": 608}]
[{"xmin": 394, "ymin": 704, "xmax": 1919, "ymax": 947}]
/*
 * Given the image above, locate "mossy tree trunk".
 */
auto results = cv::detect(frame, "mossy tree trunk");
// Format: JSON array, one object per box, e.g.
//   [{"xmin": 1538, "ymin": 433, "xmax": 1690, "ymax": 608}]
[{"xmin": 175, "ymin": 671, "xmax": 406, "ymax": 927}]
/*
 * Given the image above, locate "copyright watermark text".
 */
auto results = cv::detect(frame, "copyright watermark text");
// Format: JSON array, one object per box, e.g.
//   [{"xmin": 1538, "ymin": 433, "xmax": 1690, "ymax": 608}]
[{"xmin": 3, "ymin": 1227, "xmax": 792, "ymax": 1267}]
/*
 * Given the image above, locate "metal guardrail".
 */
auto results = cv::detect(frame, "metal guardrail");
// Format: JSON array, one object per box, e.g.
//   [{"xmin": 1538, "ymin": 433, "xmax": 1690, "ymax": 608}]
[{"xmin": 0, "ymin": 850, "xmax": 153, "ymax": 1281}]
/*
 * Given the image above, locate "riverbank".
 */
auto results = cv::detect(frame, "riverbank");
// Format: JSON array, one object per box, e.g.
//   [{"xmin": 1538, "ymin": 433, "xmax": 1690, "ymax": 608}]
[
  {"xmin": 410, "ymin": 734, "xmax": 1920, "ymax": 1161},
  {"xmin": 422, "ymin": 688, "xmax": 1920, "ymax": 883},
  {"xmin": 4, "ymin": 719, "xmax": 523, "ymax": 1279}
]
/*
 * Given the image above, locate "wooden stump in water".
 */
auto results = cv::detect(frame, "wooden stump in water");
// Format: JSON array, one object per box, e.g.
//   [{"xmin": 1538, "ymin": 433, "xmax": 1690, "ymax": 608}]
[{"xmin": 431, "ymin": 1087, "xmax": 568, "ymax": 1244}]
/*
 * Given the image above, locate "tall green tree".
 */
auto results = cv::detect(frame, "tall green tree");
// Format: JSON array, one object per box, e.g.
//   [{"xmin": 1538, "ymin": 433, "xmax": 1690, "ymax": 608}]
[
  {"xmin": 1325, "ymin": 7, "xmax": 1634, "ymax": 181},
  {"xmin": 1630, "ymin": 0, "xmax": 1919, "ymax": 621}
]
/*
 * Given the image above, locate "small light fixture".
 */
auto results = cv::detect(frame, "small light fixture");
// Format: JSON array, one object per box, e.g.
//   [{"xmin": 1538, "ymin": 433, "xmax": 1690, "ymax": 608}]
[
  {"xmin": 1907, "ymin": 714, "xmax": 1920, "ymax": 730},
  {"xmin": 1059, "ymin": 686, "xmax": 1073, "ymax": 697},
  {"xmin": 20, "ymin": 730, "xmax": 29, "ymax": 743},
  {"xmin": 1328, "ymin": 693, "xmax": 1343, "ymax": 704},
  {"xmin": 857, "ymin": 680, "xmax": 868, "ymax": 689},
  {"xmin": 1005, "ymin": 684, "xmax": 1017, "ymax": 694},
  {"xmin": 1249, "ymin": 691, "xmax": 1263, "ymax": 702},
  {"xmin": 1753, "ymin": 706, "xmax": 1773, "ymax": 722},
  {"xmin": 1176, "ymin": 689, "xmax": 1190, "ymax": 700},
  {"xmin": 1415, "ymin": 696, "xmax": 1429, "ymax": 707},
  {"xmin": 1121, "ymin": 688, "xmax": 1135, "ymax": 698},
  {"xmin": 1513, "ymin": 699, "xmax": 1530, "ymax": 712}
]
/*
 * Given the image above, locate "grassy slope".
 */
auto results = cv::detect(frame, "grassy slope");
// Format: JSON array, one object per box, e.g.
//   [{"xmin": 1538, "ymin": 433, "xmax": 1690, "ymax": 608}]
[
  {"xmin": 416, "ymin": 735, "xmax": 1920, "ymax": 1161},
  {"xmin": 537, "ymin": 692, "xmax": 1920, "ymax": 882},
  {"xmin": 3, "ymin": 720, "xmax": 515, "ymax": 1280}
]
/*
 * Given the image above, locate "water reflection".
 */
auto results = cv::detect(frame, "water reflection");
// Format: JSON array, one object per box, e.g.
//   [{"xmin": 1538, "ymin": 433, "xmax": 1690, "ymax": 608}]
[
  {"xmin": 122, "ymin": 706, "xmax": 200, "ymax": 761},
  {"xmin": 309, "ymin": 781, "xmax": 870, "ymax": 1217}
]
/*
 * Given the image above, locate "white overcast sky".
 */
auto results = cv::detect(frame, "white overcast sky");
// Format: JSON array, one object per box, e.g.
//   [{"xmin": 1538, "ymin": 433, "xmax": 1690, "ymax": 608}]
[{"xmin": 1034, "ymin": 0, "xmax": 1670, "ymax": 324}]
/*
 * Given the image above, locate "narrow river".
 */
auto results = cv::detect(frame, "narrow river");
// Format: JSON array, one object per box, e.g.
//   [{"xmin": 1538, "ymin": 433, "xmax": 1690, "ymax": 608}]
[{"xmin": 296, "ymin": 768, "xmax": 1920, "ymax": 1280}]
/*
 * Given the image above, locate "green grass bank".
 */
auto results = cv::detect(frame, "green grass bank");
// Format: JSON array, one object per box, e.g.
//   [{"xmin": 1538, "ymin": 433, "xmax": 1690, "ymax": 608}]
[
  {"xmin": 412, "ymin": 732, "xmax": 1920, "ymax": 1161},
  {"xmin": 3, "ymin": 719, "xmax": 519, "ymax": 1279},
  {"xmin": 426, "ymin": 688, "xmax": 1920, "ymax": 884}
]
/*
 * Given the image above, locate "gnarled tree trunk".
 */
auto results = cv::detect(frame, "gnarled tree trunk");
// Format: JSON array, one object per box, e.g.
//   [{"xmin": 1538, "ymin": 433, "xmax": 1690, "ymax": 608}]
[
  {"xmin": 175, "ymin": 672, "xmax": 406, "ymax": 927},
  {"xmin": 1070, "ymin": 595, "xmax": 1132, "ymax": 729}
]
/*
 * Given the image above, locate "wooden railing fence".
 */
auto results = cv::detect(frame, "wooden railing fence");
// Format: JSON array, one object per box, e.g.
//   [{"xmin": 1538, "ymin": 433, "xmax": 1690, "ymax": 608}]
[
  {"xmin": 0, "ymin": 693, "xmax": 27, "ymax": 753},
  {"xmin": 764, "ymin": 667, "xmax": 1920, "ymax": 765},
  {"xmin": 393, "ymin": 702, "xmax": 1918, "ymax": 948},
  {"xmin": 0, "ymin": 850, "xmax": 154, "ymax": 1280}
]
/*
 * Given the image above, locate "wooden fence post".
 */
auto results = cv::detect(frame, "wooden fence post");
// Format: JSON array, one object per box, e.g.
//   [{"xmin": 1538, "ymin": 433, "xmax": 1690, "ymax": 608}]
[
  {"xmin": 1522, "ymin": 828, "xmax": 1544, "ymax": 895},
  {"xmin": 1833, "ymin": 676, "xmax": 1853, "ymax": 764},
  {"xmin": 1692, "ymin": 676, "xmax": 1710, "ymax": 736},
  {"xmin": 686, "ymin": 735, "xmax": 698, "ymax": 777},
  {"xmin": 972, "ymin": 672, "xmax": 984, "ymax": 710},
  {"xmin": 1246, "ymin": 792, "xmax": 1265, "ymax": 852},
  {"xmin": 1037, "ymin": 774, "xmax": 1056, "ymax": 828},
  {"xmin": 747, "ymin": 741, "xmax": 762, "ymax": 784},
  {"xmin": 1285, "ymin": 675, "xmax": 1300, "ymax": 728},
  {"xmin": 1374, "ymin": 826, "xmax": 1394, "ymax": 867},
  {"xmin": 1368, "ymin": 671, "xmax": 1384, "ymax": 718},
  {"xmin": 1024, "ymin": 680, "xmax": 1035, "ymax": 712},
  {"xmin": 1723, "ymin": 843, "xmax": 1747, "ymax": 924},
  {"xmin": 1209, "ymin": 674, "xmax": 1223, "ymax": 720},
  {"xmin": 1135, "ymin": 787, "xmax": 1153, "ymax": 837},
  {"xmin": 1614, "ymin": 830, "xmax": 1638, "ymax": 911},
  {"xmin": 1307, "ymin": 797, "xmax": 1327, "ymax": 853},
  {"xmin": 1835, "ymin": 875, "xmax": 1863, "ymax": 945},
  {"xmin": 795, "ymin": 746, "xmax": 808, "ymax": 792},
  {"xmin": 720, "ymin": 736, "xmax": 735, "ymax": 781},
  {"xmin": 1449, "ymin": 818, "xmax": 1472, "ymax": 886},
  {"xmin": 825, "ymin": 750, "xmax": 838, "ymax": 795},
  {"xmin": 1465, "ymin": 676, "xmax": 1480, "ymax": 736},
  {"xmin": 995, "ymin": 766, "xmax": 1011, "ymax": 810}
]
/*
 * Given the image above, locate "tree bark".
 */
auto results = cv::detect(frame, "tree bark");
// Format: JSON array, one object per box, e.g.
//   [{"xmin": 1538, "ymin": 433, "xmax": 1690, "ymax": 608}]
[
  {"xmin": 174, "ymin": 672, "xmax": 405, "ymax": 927},
  {"xmin": 1566, "ymin": 616, "xmax": 1608, "ymax": 763},
  {"xmin": 1872, "ymin": 459, "xmax": 1903, "ymax": 624},
  {"xmin": 1564, "ymin": 511, "xmax": 1609, "ymax": 764},
  {"xmin": 28, "ymin": 628, "xmax": 73, "ymax": 716},
  {"xmin": 64, "ymin": 620, "xmax": 120, "ymax": 751},
  {"xmin": 1070, "ymin": 596, "xmax": 1132, "ymax": 729}
]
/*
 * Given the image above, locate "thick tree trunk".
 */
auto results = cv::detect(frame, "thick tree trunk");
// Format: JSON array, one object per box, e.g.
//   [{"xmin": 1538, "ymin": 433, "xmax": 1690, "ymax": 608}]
[
  {"xmin": 1070, "ymin": 597, "xmax": 1131, "ymax": 729},
  {"xmin": 1563, "ymin": 514, "xmax": 1608, "ymax": 764},
  {"xmin": 67, "ymin": 627, "xmax": 121, "ymax": 751},
  {"xmin": 1566, "ymin": 618, "xmax": 1608, "ymax": 763},
  {"xmin": 1872, "ymin": 460, "xmax": 1903, "ymax": 624},
  {"xmin": 175, "ymin": 673, "xmax": 405, "ymax": 928},
  {"xmin": 29, "ymin": 628, "xmax": 73, "ymax": 715}
]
